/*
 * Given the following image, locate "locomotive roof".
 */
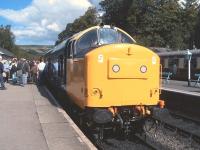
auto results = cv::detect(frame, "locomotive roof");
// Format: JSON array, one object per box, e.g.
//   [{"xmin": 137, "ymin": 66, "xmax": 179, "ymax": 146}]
[
  {"xmin": 158, "ymin": 49, "xmax": 200, "ymax": 57},
  {"xmin": 70, "ymin": 25, "xmax": 136, "ymax": 43},
  {"xmin": 46, "ymin": 25, "xmax": 136, "ymax": 56}
]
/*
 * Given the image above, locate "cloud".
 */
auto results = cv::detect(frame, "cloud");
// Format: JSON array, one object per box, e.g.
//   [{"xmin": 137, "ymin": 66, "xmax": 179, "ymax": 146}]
[
  {"xmin": 0, "ymin": 0, "xmax": 99, "ymax": 45},
  {"xmin": 89, "ymin": 0, "xmax": 102, "ymax": 8}
]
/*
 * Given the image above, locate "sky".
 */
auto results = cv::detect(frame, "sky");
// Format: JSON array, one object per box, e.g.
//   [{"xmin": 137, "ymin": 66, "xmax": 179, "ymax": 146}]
[{"xmin": 0, "ymin": 0, "xmax": 101, "ymax": 45}]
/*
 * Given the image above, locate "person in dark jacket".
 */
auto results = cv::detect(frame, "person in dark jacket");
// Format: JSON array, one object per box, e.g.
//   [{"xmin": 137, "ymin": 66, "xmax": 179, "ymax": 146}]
[
  {"xmin": 0, "ymin": 55, "xmax": 6, "ymax": 89},
  {"xmin": 10, "ymin": 59, "xmax": 18, "ymax": 77},
  {"xmin": 17, "ymin": 58, "xmax": 30, "ymax": 86}
]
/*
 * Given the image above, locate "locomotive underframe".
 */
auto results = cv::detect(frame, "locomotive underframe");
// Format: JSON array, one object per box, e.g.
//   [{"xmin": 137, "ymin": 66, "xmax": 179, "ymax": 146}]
[{"xmin": 80, "ymin": 106, "xmax": 156, "ymax": 140}]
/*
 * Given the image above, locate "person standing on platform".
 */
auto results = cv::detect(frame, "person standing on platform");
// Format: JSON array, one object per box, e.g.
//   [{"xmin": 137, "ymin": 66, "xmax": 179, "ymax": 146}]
[
  {"xmin": 31, "ymin": 61, "xmax": 38, "ymax": 83},
  {"xmin": 10, "ymin": 58, "xmax": 18, "ymax": 81},
  {"xmin": 17, "ymin": 58, "xmax": 30, "ymax": 86},
  {"xmin": 37, "ymin": 58, "xmax": 46, "ymax": 85},
  {"xmin": 3, "ymin": 60, "xmax": 10, "ymax": 83},
  {"xmin": 0, "ymin": 55, "xmax": 6, "ymax": 90},
  {"xmin": 22, "ymin": 59, "xmax": 30, "ymax": 85}
]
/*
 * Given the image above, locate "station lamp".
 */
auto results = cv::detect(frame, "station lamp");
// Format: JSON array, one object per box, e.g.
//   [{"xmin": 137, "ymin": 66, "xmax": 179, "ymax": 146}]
[{"xmin": 185, "ymin": 49, "xmax": 192, "ymax": 86}]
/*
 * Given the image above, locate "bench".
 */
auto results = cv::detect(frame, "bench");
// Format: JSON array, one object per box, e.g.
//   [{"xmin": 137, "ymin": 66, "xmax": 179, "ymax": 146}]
[
  {"xmin": 191, "ymin": 73, "xmax": 200, "ymax": 87},
  {"xmin": 162, "ymin": 72, "xmax": 172, "ymax": 84}
]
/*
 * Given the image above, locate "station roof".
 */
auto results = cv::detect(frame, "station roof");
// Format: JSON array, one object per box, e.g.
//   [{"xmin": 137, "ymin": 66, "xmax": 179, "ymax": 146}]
[
  {"xmin": 158, "ymin": 49, "xmax": 200, "ymax": 57},
  {"xmin": 0, "ymin": 47, "xmax": 15, "ymax": 57}
]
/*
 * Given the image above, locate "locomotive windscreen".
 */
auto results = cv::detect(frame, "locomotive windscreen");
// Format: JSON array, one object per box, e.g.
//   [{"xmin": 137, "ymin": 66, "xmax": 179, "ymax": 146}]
[{"xmin": 98, "ymin": 28, "xmax": 135, "ymax": 45}]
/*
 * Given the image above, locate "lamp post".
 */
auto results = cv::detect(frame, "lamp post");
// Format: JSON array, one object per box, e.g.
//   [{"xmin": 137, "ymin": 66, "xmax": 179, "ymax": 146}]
[{"xmin": 186, "ymin": 49, "xmax": 192, "ymax": 86}]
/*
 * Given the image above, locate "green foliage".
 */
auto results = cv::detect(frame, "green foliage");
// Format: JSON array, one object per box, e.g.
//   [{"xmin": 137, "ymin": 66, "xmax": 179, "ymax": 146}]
[
  {"xmin": 100, "ymin": 0, "xmax": 133, "ymax": 29},
  {"xmin": 0, "ymin": 25, "xmax": 15, "ymax": 51},
  {"xmin": 0, "ymin": 25, "xmax": 37, "ymax": 59},
  {"xmin": 194, "ymin": 11, "xmax": 200, "ymax": 49},
  {"xmin": 100, "ymin": 0, "xmax": 200, "ymax": 50},
  {"xmin": 57, "ymin": 7, "xmax": 99, "ymax": 43},
  {"xmin": 181, "ymin": 0, "xmax": 199, "ymax": 49}
]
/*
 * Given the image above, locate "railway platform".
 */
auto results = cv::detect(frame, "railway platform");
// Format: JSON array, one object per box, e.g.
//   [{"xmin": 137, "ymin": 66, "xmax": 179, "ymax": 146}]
[
  {"xmin": 162, "ymin": 80, "xmax": 200, "ymax": 96},
  {"xmin": 0, "ymin": 83, "xmax": 96, "ymax": 150},
  {"xmin": 161, "ymin": 80, "xmax": 200, "ymax": 119}
]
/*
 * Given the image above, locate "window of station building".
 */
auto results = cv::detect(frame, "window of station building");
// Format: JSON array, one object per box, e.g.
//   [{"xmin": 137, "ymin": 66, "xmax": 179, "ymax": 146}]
[
  {"xmin": 178, "ymin": 58, "xmax": 184, "ymax": 69},
  {"xmin": 191, "ymin": 57, "xmax": 197, "ymax": 68},
  {"xmin": 184, "ymin": 57, "xmax": 197, "ymax": 69},
  {"xmin": 168, "ymin": 58, "xmax": 174, "ymax": 68},
  {"xmin": 164, "ymin": 58, "xmax": 169, "ymax": 68},
  {"xmin": 77, "ymin": 29, "xmax": 98, "ymax": 56},
  {"xmin": 184, "ymin": 59, "xmax": 188, "ymax": 68},
  {"xmin": 196, "ymin": 57, "xmax": 200, "ymax": 69}
]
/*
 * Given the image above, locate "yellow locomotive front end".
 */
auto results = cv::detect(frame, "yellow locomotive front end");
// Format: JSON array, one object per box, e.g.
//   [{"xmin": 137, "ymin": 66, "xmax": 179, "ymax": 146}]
[
  {"xmin": 85, "ymin": 43, "xmax": 162, "ymax": 126},
  {"xmin": 86, "ymin": 44, "xmax": 160, "ymax": 107}
]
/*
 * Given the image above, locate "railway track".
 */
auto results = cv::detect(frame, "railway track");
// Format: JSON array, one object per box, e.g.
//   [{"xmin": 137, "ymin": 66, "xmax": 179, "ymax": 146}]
[
  {"xmin": 154, "ymin": 109, "xmax": 200, "ymax": 139},
  {"xmin": 91, "ymin": 128, "xmax": 158, "ymax": 150},
  {"xmin": 48, "ymin": 86, "xmax": 200, "ymax": 149},
  {"xmin": 149, "ymin": 109, "xmax": 200, "ymax": 149},
  {"xmin": 169, "ymin": 111, "xmax": 200, "ymax": 126},
  {"xmin": 47, "ymin": 86, "xmax": 157, "ymax": 149},
  {"xmin": 70, "ymin": 109, "xmax": 200, "ymax": 150}
]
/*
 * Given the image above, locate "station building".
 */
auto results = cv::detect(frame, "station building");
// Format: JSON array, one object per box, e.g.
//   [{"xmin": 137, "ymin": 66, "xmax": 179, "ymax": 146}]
[{"xmin": 0, "ymin": 47, "xmax": 15, "ymax": 59}]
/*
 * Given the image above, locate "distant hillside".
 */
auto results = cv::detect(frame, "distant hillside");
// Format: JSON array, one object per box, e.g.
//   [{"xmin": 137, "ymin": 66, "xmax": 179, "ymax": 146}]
[{"xmin": 18, "ymin": 45, "xmax": 53, "ymax": 55}]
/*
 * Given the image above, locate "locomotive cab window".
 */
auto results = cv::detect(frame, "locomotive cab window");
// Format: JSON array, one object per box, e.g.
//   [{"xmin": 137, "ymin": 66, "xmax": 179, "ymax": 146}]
[
  {"xmin": 118, "ymin": 31, "xmax": 134, "ymax": 44},
  {"xmin": 67, "ymin": 41, "xmax": 74, "ymax": 58},
  {"xmin": 99, "ymin": 28, "xmax": 134, "ymax": 44},
  {"xmin": 77, "ymin": 29, "xmax": 98, "ymax": 56},
  {"xmin": 99, "ymin": 28, "xmax": 118, "ymax": 45}
]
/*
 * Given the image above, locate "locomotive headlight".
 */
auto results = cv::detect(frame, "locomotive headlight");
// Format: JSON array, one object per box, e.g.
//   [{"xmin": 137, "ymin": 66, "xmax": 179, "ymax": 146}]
[
  {"xmin": 140, "ymin": 65, "xmax": 147, "ymax": 73},
  {"xmin": 112, "ymin": 65, "xmax": 120, "ymax": 73}
]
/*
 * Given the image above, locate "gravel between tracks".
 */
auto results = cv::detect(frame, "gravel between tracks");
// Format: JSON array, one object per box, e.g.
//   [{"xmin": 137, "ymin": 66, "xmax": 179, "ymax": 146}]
[
  {"xmin": 97, "ymin": 138, "xmax": 152, "ymax": 150},
  {"xmin": 144, "ymin": 109, "xmax": 200, "ymax": 149}
]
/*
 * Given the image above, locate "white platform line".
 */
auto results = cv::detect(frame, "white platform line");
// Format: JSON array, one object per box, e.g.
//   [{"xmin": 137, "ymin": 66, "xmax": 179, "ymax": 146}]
[
  {"xmin": 161, "ymin": 87, "xmax": 200, "ymax": 97},
  {"xmin": 44, "ymin": 86, "xmax": 97, "ymax": 150}
]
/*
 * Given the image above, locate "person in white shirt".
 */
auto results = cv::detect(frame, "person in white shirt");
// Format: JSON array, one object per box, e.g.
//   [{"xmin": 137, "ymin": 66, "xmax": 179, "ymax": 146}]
[{"xmin": 37, "ymin": 58, "xmax": 46, "ymax": 85}]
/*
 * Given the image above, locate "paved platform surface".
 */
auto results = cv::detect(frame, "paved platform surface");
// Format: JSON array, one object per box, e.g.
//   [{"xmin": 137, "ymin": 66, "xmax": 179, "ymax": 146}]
[
  {"xmin": 0, "ymin": 83, "xmax": 96, "ymax": 150},
  {"xmin": 162, "ymin": 80, "xmax": 200, "ymax": 96}
]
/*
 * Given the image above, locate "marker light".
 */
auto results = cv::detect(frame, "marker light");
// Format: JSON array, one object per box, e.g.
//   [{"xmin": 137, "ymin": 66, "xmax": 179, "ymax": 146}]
[
  {"xmin": 140, "ymin": 65, "xmax": 147, "ymax": 73},
  {"xmin": 112, "ymin": 65, "xmax": 120, "ymax": 73}
]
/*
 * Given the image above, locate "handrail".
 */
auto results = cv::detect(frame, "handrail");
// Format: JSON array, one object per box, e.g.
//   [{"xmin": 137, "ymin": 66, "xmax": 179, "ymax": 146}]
[{"xmin": 160, "ymin": 64, "xmax": 162, "ymax": 94}]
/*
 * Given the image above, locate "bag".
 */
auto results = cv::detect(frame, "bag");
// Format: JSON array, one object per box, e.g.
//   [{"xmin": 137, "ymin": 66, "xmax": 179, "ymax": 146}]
[
  {"xmin": 2, "ymin": 72, "xmax": 6, "ymax": 77},
  {"xmin": 17, "ymin": 70, "xmax": 22, "ymax": 76}
]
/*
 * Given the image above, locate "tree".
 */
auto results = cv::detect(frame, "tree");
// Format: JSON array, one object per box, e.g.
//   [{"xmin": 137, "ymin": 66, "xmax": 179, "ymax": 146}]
[
  {"xmin": 155, "ymin": 0, "xmax": 183, "ymax": 49},
  {"xmin": 100, "ymin": 0, "xmax": 183, "ymax": 49},
  {"xmin": 100, "ymin": 0, "xmax": 133, "ymax": 29},
  {"xmin": 194, "ymin": 10, "xmax": 200, "ymax": 49},
  {"xmin": 181, "ymin": 0, "xmax": 199, "ymax": 49},
  {"xmin": 57, "ymin": 7, "xmax": 99, "ymax": 43},
  {"xmin": 0, "ymin": 25, "xmax": 15, "ymax": 51}
]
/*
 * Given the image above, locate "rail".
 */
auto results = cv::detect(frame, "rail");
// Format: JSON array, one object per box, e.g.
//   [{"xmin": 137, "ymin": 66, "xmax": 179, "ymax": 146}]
[{"xmin": 153, "ymin": 111, "xmax": 200, "ymax": 143}]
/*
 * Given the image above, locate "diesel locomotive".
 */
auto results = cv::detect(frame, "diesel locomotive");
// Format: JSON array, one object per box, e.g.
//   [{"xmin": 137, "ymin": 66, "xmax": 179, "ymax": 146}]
[{"xmin": 44, "ymin": 25, "xmax": 164, "ymax": 139}]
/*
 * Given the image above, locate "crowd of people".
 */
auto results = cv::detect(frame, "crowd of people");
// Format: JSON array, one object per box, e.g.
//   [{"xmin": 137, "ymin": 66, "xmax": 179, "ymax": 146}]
[{"xmin": 0, "ymin": 55, "xmax": 46, "ymax": 90}]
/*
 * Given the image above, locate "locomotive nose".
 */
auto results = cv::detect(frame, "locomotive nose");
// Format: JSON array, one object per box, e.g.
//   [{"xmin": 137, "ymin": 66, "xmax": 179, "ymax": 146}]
[
  {"xmin": 108, "ymin": 58, "xmax": 149, "ymax": 79},
  {"xmin": 86, "ymin": 44, "xmax": 160, "ymax": 107}
]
